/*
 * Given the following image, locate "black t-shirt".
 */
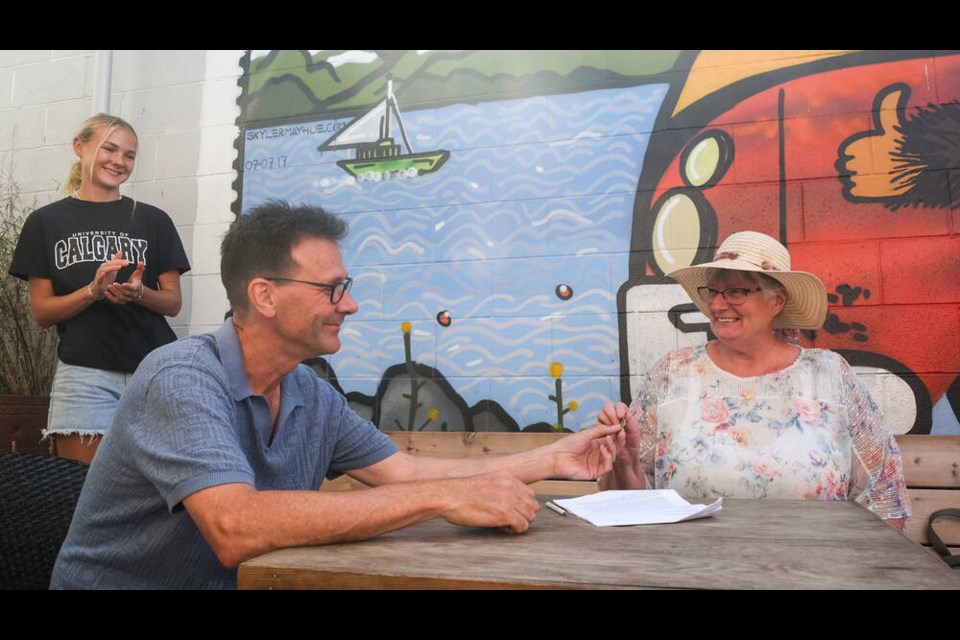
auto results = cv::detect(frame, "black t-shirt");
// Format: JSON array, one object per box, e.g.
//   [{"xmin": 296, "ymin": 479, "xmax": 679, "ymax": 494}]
[{"xmin": 9, "ymin": 196, "xmax": 191, "ymax": 373}]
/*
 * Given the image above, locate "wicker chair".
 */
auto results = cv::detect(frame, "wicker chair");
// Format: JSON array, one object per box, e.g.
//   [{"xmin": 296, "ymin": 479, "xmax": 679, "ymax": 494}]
[{"xmin": 0, "ymin": 452, "xmax": 89, "ymax": 589}]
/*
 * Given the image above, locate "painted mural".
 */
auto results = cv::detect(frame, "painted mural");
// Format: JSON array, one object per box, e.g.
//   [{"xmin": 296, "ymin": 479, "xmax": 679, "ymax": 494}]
[{"xmin": 235, "ymin": 50, "xmax": 959, "ymax": 436}]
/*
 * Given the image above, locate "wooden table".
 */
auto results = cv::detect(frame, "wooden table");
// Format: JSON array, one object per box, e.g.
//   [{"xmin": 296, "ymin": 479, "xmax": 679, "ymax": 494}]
[{"xmin": 238, "ymin": 497, "xmax": 960, "ymax": 590}]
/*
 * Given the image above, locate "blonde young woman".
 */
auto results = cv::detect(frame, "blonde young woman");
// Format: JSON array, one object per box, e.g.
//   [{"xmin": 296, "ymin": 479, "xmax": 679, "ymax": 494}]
[
  {"xmin": 8, "ymin": 113, "xmax": 190, "ymax": 464},
  {"xmin": 595, "ymin": 231, "xmax": 911, "ymax": 530}
]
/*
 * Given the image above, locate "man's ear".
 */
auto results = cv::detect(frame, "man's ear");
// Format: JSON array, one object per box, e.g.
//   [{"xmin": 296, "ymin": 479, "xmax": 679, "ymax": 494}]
[{"xmin": 248, "ymin": 278, "xmax": 278, "ymax": 318}]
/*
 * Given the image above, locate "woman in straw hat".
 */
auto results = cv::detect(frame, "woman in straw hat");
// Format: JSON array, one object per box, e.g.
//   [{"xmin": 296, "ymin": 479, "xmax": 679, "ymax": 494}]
[{"xmin": 596, "ymin": 231, "xmax": 910, "ymax": 529}]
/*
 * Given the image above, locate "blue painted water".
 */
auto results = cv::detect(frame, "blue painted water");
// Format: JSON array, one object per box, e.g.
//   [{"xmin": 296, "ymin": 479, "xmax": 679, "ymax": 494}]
[{"xmin": 242, "ymin": 84, "xmax": 668, "ymax": 428}]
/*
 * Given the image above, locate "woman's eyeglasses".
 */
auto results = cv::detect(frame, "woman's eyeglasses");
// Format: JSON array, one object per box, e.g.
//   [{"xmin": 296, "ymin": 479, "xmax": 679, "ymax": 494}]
[{"xmin": 697, "ymin": 286, "xmax": 762, "ymax": 304}]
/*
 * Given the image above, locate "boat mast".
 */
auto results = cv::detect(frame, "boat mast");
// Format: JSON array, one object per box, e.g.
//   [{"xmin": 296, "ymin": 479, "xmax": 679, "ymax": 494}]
[{"xmin": 386, "ymin": 78, "xmax": 415, "ymax": 155}]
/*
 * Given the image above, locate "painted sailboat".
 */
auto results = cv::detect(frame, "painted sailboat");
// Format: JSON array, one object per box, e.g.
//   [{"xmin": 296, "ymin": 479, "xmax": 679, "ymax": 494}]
[{"xmin": 318, "ymin": 79, "xmax": 449, "ymax": 181}]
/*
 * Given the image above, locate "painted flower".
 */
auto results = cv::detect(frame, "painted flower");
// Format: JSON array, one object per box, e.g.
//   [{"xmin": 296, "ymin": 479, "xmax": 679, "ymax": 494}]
[
  {"xmin": 657, "ymin": 456, "xmax": 677, "ymax": 481},
  {"xmin": 656, "ymin": 432, "xmax": 671, "ymax": 457},
  {"xmin": 792, "ymin": 395, "xmax": 821, "ymax": 423},
  {"xmin": 700, "ymin": 399, "xmax": 730, "ymax": 424},
  {"xmin": 729, "ymin": 427, "xmax": 752, "ymax": 447},
  {"xmin": 550, "ymin": 362, "xmax": 563, "ymax": 378},
  {"xmin": 751, "ymin": 455, "xmax": 780, "ymax": 481},
  {"xmin": 672, "ymin": 347, "xmax": 695, "ymax": 364},
  {"xmin": 694, "ymin": 359, "xmax": 711, "ymax": 376},
  {"xmin": 427, "ymin": 407, "xmax": 439, "ymax": 422},
  {"xmin": 401, "ymin": 321, "xmax": 412, "ymax": 334},
  {"xmin": 808, "ymin": 449, "xmax": 829, "ymax": 468},
  {"xmin": 568, "ymin": 400, "xmax": 579, "ymax": 412},
  {"xmin": 821, "ymin": 468, "xmax": 846, "ymax": 499},
  {"xmin": 740, "ymin": 388, "xmax": 756, "ymax": 402},
  {"xmin": 794, "ymin": 482, "xmax": 817, "ymax": 500}
]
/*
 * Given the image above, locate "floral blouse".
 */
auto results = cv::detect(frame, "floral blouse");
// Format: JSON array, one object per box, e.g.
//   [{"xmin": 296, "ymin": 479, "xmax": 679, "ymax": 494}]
[{"xmin": 630, "ymin": 345, "xmax": 911, "ymax": 520}]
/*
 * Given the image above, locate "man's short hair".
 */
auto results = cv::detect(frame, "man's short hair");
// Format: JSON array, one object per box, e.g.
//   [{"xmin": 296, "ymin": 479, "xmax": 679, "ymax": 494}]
[{"xmin": 221, "ymin": 199, "xmax": 349, "ymax": 313}]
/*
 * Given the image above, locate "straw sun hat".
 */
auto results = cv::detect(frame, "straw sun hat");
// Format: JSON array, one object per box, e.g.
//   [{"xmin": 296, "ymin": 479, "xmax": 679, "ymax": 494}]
[{"xmin": 668, "ymin": 231, "xmax": 828, "ymax": 330}]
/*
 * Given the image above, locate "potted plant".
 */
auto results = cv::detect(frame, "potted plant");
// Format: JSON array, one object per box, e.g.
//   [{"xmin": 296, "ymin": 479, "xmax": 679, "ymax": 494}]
[{"xmin": 0, "ymin": 164, "xmax": 57, "ymax": 453}]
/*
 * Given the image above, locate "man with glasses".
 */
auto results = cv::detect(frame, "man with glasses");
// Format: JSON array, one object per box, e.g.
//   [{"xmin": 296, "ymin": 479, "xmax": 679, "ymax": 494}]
[{"xmin": 51, "ymin": 199, "xmax": 624, "ymax": 589}]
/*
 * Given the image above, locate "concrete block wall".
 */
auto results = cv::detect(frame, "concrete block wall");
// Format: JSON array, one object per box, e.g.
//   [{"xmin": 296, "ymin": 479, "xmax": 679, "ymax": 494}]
[{"xmin": 0, "ymin": 49, "xmax": 245, "ymax": 337}]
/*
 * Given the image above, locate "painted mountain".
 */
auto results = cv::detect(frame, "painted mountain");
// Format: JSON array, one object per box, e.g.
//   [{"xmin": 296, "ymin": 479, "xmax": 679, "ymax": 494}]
[{"xmin": 239, "ymin": 50, "xmax": 683, "ymax": 124}]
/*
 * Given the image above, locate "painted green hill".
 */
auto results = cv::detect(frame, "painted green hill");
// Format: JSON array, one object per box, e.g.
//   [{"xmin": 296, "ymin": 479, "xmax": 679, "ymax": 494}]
[{"xmin": 240, "ymin": 49, "xmax": 683, "ymax": 124}]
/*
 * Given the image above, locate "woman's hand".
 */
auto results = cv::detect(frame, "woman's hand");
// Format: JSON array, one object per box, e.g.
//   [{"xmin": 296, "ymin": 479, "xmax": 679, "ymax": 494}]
[
  {"xmin": 104, "ymin": 259, "xmax": 145, "ymax": 305},
  {"xmin": 596, "ymin": 402, "xmax": 640, "ymax": 462},
  {"xmin": 595, "ymin": 402, "xmax": 646, "ymax": 490},
  {"xmin": 88, "ymin": 250, "xmax": 129, "ymax": 300}
]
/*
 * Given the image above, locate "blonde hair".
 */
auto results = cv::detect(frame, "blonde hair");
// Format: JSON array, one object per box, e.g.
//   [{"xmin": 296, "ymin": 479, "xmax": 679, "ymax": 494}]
[{"xmin": 61, "ymin": 113, "xmax": 138, "ymax": 196}]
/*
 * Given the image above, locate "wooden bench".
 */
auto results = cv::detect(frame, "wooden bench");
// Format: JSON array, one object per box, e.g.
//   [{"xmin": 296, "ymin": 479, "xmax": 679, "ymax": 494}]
[
  {"xmin": 898, "ymin": 434, "xmax": 960, "ymax": 554},
  {"xmin": 323, "ymin": 431, "xmax": 960, "ymax": 552}
]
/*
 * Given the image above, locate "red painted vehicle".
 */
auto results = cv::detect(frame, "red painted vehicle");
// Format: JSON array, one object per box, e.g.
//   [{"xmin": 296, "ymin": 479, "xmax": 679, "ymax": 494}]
[{"xmin": 619, "ymin": 51, "xmax": 960, "ymax": 434}]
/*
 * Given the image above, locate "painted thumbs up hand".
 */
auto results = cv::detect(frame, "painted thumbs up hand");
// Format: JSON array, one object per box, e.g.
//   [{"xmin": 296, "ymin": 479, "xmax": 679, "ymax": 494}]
[{"xmin": 837, "ymin": 84, "xmax": 918, "ymax": 200}]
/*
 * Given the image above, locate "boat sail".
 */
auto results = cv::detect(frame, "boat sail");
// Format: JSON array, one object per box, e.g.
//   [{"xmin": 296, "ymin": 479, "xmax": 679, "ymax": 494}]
[{"xmin": 318, "ymin": 79, "xmax": 449, "ymax": 181}]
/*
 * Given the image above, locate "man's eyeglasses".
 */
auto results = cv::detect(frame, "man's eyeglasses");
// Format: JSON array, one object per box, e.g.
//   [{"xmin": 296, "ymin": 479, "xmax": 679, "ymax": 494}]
[
  {"xmin": 697, "ymin": 286, "xmax": 762, "ymax": 304},
  {"xmin": 264, "ymin": 276, "xmax": 353, "ymax": 304}
]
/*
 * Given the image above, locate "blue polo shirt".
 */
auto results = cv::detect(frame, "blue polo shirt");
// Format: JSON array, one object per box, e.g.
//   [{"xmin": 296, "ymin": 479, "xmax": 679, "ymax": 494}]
[{"xmin": 50, "ymin": 319, "xmax": 398, "ymax": 589}]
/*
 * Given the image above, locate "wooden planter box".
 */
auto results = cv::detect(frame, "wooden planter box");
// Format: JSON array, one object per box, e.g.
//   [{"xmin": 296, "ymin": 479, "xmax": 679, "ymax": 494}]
[{"xmin": 0, "ymin": 395, "xmax": 52, "ymax": 454}]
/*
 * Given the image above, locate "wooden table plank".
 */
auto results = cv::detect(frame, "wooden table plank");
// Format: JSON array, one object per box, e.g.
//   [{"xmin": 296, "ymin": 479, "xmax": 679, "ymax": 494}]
[{"xmin": 238, "ymin": 498, "xmax": 960, "ymax": 590}]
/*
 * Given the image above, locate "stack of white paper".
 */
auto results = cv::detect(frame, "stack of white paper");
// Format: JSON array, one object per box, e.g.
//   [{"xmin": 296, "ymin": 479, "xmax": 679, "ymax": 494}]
[{"xmin": 551, "ymin": 490, "xmax": 722, "ymax": 527}]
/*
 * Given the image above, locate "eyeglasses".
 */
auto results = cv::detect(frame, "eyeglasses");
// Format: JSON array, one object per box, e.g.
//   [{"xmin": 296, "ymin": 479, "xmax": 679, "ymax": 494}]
[
  {"xmin": 264, "ymin": 276, "xmax": 353, "ymax": 304},
  {"xmin": 697, "ymin": 286, "xmax": 762, "ymax": 304}
]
